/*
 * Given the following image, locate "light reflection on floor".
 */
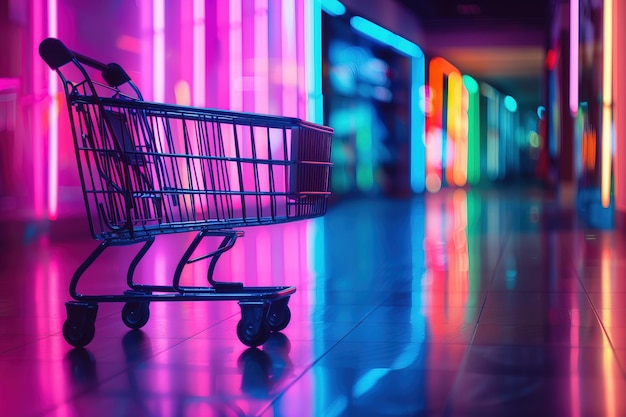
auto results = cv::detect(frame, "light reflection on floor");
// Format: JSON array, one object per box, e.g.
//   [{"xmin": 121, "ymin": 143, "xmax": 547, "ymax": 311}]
[{"xmin": 2, "ymin": 186, "xmax": 626, "ymax": 416}]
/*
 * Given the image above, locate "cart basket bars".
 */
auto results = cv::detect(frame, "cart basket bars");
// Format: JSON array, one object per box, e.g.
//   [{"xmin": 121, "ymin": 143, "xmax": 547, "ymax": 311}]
[{"xmin": 39, "ymin": 38, "xmax": 333, "ymax": 240}]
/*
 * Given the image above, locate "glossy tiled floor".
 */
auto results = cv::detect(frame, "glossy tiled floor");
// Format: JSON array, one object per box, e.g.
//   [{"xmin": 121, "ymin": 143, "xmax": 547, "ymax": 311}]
[{"xmin": 2, "ymin": 185, "xmax": 626, "ymax": 417}]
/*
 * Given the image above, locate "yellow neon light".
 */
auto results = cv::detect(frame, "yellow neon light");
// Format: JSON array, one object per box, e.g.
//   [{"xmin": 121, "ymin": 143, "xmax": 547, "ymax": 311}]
[
  {"xmin": 601, "ymin": 0, "xmax": 613, "ymax": 208},
  {"xmin": 447, "ymin": 72, "xmax": 461, "ymax": 186}
]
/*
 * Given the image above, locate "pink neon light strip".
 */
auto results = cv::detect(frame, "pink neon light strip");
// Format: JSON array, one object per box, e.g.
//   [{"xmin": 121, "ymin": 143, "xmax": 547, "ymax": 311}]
[
  {"xmin": 140, "ymin": 0, "xmax": 152, "ymax": 100},
  {"xmin": 267, "ymin": 0, "xmax": 281, "ymax": 115},
  {"xmin": 33, "ymin": 0, "xmax": 44, "ymax": 219},
  {"xmin": 569, "ymin": 0, "xmax": 579, "ymax": 114},
  {"xmin": 282, "ymin": 1, "xmax": 297, "ymax": 117},
  {"xmin": 229, "ymin": 1, "xmax": 243, "ymax": 111},
  {"xmin": 296, "ymin": 1, "xmax": 307, "ymax": 119},
  {"xmin": 153, "ymin": 0, "xmax": 165, "ymax": 102},
  {"xmin": 254, "ymin": 0, "xmax": 269, "ymax": 114},
  {"xmin": 48, "ymin": 0, "xmax": 58, "ymax": 219},
  {"xmin": 253, "ymin": 0, "xmax": 270, "ymax": 195},
  {"xmin": 215, "ymin": 1, "xmax": 229, "ymax": 109},
  {"xmin": 241, "ymin": 2, "xmax": 252, "ymax": 112},
  {"xmin": 193, "ymin": 0, "xmax": 205, "ymax": 107}
]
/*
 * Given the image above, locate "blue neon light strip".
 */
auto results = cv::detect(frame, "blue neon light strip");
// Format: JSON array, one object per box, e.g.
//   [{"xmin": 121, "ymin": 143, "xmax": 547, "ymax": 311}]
[
  {"xmin": 348, "ymin": 15, "xmax": 425, "ymax": 192},
  {"xmin": 411, "ymin": 56, "xmax": 426, "ymax": 192},
  {"xmin": 307, "ymin": 0, "xmax": 324, "ymax": 123},
  {"xmin": 321, "ymin": 0, "xmax": 346, "ymax": 16},
  {"xmin": 349, "ymin": 16, "xmax": 422, "ymax": 58}
]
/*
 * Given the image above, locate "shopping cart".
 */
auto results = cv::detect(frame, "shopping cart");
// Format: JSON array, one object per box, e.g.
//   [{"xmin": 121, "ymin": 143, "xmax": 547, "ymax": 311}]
[{"xmin": 39, "ymin": 38, "xmax": 333, "ymax": 348}]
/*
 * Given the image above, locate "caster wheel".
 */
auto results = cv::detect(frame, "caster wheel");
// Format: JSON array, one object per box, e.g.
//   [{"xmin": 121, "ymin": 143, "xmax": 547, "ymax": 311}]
[
  {"xmin": 237, "ymin": 319, "xmax": 270, "ymax": 347},
  {"xmin": 121, "ymin": 302, "xmax": 150, "ymax": 329},
  {"xmin": 63, "ymin": 319, "xmax": 95, "ymax": 348},
  {"xmin": 266, "ymin": 306, "xmax": 291, "ymax": 332}
]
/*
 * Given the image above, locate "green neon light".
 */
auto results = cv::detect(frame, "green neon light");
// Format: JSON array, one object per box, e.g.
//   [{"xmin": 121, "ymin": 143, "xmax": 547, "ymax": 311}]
[
  {"xmin": 463, "ymin": 75, "xmax": 480, "ymax": 184},
  {"xmin": 464, "ymin": 75, "xmax": 479, "ymax": 94}
]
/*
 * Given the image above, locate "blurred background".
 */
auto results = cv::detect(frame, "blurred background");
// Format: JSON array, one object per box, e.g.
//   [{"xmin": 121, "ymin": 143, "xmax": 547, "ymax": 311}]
[{"xmin": 0, "ymin": 0, "xmax": 625, "ymax": 243}]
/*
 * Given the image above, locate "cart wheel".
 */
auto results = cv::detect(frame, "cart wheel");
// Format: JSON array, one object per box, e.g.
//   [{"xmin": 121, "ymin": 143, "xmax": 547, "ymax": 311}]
[
  {"xmin": 237, "ymin": 319, "xmax": 270, "ymax": 347},
  {"xmin": 63, "ymin": 319, "xmax": 96, "ymax": 348},
  {"xmin": 266, "ymin": 306, "xmax": 291, "ymax": 332},
  {"xmin": 121, "ymin": 302, "xmax": 150, "ymax": 329},
  {"xmin": 63, "ymin": 302, "xmax": 98, "ymax": 348}
]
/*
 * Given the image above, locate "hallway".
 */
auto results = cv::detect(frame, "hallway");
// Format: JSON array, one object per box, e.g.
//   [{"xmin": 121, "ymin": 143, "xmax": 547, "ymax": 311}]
[{"xmin": 1, "ymin": 185, "xmax": 626, "ymax": 417}]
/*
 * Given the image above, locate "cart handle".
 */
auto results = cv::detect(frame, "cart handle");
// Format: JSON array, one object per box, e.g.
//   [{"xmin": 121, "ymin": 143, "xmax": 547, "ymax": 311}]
[{"xmin": 39, "ymin": 38, "xmax": 131, "ymax": 88}]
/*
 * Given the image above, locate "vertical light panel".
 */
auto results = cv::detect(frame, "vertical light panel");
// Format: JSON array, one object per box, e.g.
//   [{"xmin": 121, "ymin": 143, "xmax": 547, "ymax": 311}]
[
  {"xmin": 570, "ymin": 0, "xmax": 579, "ymax": 114},
  {"xmin": 140, "ymin": 0, "xmax": 153, "ymax": 100},
  {"xmin": 229, "ymin": 0, "xmax": 243, "ymax": 111},
  {"xmin": 32, "ymin": 0, "xmax": 45, "ymax": 219},
  {"xmin": 268, "ymin": 0, "xmax": 283, "ymax": 115},
  {"xmin": 193, "ymin": 0, "xmax": 206, "ymax": 107},
  {"xmin": 481, "ymin": 83, "xmax": 500, "ymax": 180},
  {"xmin": 446, "ymin": 72, "xmax": 460, "ymax": 187},
  {"xmin": 448, "ymin": 71, "xmax": 468, "ymax": 187},
  {"xmin": 282, "ymin": 0, "xmax": 297, "ymax": 117},
  {"xmin": 296, "ymin": 1, "xmax": 307, "ymax": 119},
  {"xmin": 214, "ymin": 1, "xmax": 230, "ymax": 109},
  {"xmin": 47, "ymin": 0, "xmax": 58, "ymax": 219},
  {"xmin": 254, "ymin": 0, "xmax": 271, "ymax": 196},
  {"xmin": 153, "ymin": 0, "xmax": 165, "ymax": 102},
  {"xmin": 614, "ymin": 0, "xmax": 626, "ymax": 212},
  {"xmin": 180, "ymin": 3, "xmax": 194, "ymax": 105},
  {"xmin": 427, "ymin": 57, "xmax": 463, "ymax": 192},
  {"xmin": 601, "ymin": 0, "xmax": 613, "ymax": 208},
  {"xmin": 254, "ymin": 0, "xmax": 269, "ymax": 114},
  {"xmin": 306, "ymin": 0, "xmax": 323, "ymax": 123},
  {"xmin": 427, "ymin": 57, "xmax": 444, "ymax": 192},
  {"xmin": 410, "ymin": 55, "xmax": 426, "ymax": 193},
  {"xmin": 242, "ymin": 1, "xmax": 255, "ymax": 112},
  {"xmin": 464, "ymin": 75, "xmax": 480, "ymax": 185},
  {"xmin": 348, "ymin": 15, "xmax": 425, "ymax": 192}
]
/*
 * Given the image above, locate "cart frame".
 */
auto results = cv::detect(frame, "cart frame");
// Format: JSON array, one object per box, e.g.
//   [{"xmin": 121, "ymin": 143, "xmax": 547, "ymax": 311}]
[{"xmin": 39, "ymin": 38, "xmax": 333, "ymax": 348}]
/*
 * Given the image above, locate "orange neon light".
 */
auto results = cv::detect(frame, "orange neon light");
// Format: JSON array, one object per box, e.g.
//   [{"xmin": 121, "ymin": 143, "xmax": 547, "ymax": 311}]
[{"xmin": 426, "ymin": 57, "xmax": 468, "ymax": 192}]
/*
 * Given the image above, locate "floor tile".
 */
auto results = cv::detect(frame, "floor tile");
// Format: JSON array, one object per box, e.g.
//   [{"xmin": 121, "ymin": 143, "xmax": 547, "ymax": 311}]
[{"xmin": 2, "ymin": 186, "xmax": 626, "ymax": 417}]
